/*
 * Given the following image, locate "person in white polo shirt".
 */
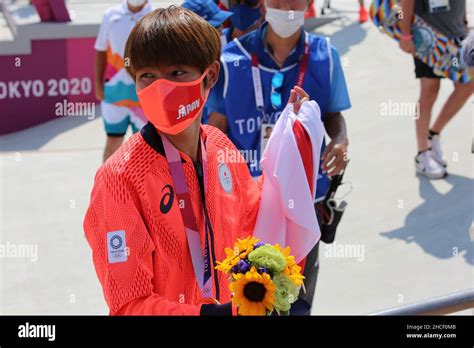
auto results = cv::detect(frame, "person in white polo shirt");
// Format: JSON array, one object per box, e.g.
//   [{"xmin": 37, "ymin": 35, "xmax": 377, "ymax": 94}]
[{"xmin": 95, "ymin": 0, "xmax": 152, "ymax": 162}]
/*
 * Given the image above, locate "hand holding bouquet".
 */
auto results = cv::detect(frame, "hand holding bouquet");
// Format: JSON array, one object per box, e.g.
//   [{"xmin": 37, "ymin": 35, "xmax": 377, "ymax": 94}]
[{"xmin": 216, "ymin": 236, "xmax": 305, "ymax": 316}]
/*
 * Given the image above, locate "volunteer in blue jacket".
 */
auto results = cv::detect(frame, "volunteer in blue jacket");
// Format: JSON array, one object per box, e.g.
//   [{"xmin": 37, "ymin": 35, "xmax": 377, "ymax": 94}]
[
  {"xmin": 182, "ymin": 0, "xmax": 233, "ymax": 125},
  {"xmin": 220, "ymin": 0, "xmax": 264, "ymax": 46},
  {"xmin": 207, "ymin": 0, "xmax": 352, "ymax": 314},
  {"xmin": 182, "ymin": 0, "xmax": 233, "ymax": 32}
]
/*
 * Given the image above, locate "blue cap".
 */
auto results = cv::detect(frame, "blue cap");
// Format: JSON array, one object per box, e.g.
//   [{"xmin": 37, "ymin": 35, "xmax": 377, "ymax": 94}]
[{"xmin": 181, "ymin": 0, "xmax": 233, "ymax": 27}]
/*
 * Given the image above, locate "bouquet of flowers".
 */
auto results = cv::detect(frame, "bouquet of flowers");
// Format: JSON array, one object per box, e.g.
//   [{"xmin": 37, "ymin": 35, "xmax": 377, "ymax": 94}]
[{"xmin": 216, "ymin": 236, "xmax": 305, "ymax": 315}]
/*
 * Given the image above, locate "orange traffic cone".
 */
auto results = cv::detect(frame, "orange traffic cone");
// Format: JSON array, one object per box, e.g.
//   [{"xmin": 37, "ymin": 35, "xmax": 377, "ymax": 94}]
[
  {"xmin": 359, "ymin": 5, "xmax": 369, "ymax": 23},
  {"xmin": 305, "ymin": 0, "xmax": 316, "ymax": 19}
]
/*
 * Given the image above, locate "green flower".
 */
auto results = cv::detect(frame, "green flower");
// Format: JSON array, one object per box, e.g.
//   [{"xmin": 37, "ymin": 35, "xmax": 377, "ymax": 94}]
[
  {"xmin": 272, "ymin": 273, "xmax": 300, "ymax": 313},
  {"xmin": 248, "ymin": 245, "xmax": 287, "ymax": 274}
]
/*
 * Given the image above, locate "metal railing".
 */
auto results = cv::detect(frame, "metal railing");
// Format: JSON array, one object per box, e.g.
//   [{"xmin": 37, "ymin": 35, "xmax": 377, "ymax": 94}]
[{"xmin": 371, "ymin": 289, "xmax": 474, "ymax": 315}]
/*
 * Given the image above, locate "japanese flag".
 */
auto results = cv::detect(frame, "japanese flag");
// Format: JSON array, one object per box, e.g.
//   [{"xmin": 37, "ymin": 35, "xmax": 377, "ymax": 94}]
[{"xmin": 254, "ymin": 101, "xmax": 325, "ymax": 263}]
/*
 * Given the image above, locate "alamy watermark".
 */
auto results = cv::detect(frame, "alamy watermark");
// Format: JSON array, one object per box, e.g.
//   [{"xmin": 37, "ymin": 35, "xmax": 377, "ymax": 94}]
[
  {"xmin": 380, "ymin": 99, "xmax": 420, "ymax": 119},
  {"xmin": 18, "ymin": 322, "xmax": 55, "ymax": 341},
  {"xmin": 0, "ymin": 242, "xmax": 38, "ymax": 262},
  {"xmin": 55, "ymin": 99, "xmax": 95, "ymax": 120},
  {"xmin": 324, "ymin": 242, "xmax": 365, "ymax": 262},
  {"xmin": 217, "ymin": 148, "xmax": 258, "ymax": 168}
]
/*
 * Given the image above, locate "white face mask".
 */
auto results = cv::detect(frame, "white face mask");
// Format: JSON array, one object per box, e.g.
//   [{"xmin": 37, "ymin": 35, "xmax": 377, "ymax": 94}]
[
  {"xmin": 127, "ymin": 0, "xmax": 146, "ymax": 7},
  {"xmin": 265, "ymin": 6, "xmax": 305, "ymax": 38}
]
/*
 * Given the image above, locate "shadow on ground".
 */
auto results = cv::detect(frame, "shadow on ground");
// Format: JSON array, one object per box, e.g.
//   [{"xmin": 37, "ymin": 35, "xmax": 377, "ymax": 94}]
[
  {"xmin": 381, "ymin": 173, "xmax": 474, "ymax": 265},
  {"xmin": 312, "ymin": 7, "xmax": 369, "ymax": 56},
  {"xmin": 0, "ymin": 109, "xmax": 100, "ymax": 152}
]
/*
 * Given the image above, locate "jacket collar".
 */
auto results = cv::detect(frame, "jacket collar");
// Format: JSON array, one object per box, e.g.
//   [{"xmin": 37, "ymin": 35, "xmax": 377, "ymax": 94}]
[
  {"xmin": 140, "ymin": 122, "xmax": 208, "ymax": 163},
  {"xmin": 253, "ymin": 22, "xmax": 306, "ymax": 70}
]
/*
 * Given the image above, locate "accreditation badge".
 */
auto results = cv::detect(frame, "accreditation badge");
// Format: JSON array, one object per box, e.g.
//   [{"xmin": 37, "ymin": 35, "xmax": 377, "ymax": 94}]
[
  {"xmin": 260, "ymin": 123, "xmax": 275, "ymax": 158},
  {"xmin": 260, "ymin": 123, "xmax": 275, "ymax": 152},
  {"xmin": 259, "ymin": 123, "xmax": 275, "ymax": 172},
  {"xmin": 428, "ymin": 0, "xmax": 450, "ymax": 13}
]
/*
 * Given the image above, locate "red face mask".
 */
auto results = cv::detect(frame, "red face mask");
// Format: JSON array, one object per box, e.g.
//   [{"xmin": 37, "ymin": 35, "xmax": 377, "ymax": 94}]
[{"xmin": 137, "ymin": 68, "xmax": 211, "ymax": 135}]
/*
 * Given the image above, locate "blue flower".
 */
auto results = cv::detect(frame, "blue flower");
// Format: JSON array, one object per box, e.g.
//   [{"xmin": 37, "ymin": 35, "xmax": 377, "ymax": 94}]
[{"xmin": 232, "ymin": 259, "xmax": 251, "ymax": 274}]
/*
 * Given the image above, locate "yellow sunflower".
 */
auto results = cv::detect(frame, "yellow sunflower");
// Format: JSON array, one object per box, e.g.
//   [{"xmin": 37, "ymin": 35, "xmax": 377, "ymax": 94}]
[
  {"xmin": 234, "ymin": 235, "xmax": 260, "ymax": 260},
  {"xmin": 235, "ymin": 235, "xmax": 260, "ymax": 253},
  {"xmin": 274, "ymin": 244, "xmax": 295, "ymax": 266},
  {"xmin": 216, "ymin": 245, "xmax": 242, "ymax": 273},
  {"xmin": 275, "ymin": 244, "xmax": 305, "ymax": 286},
  {"xmin": 217, "ymin": 236, "xmax": 260, "ymax": 274},
  {"xmin": 215, "ymin": 260, "xmax": 232, "ymax": 273},
  {"xmin": 230, "ymin": 266, "xmax": 276, "ymax": 316},
  {"xmin": 287, "ymin": 265, "xmax": 305, "ymax": 286}
]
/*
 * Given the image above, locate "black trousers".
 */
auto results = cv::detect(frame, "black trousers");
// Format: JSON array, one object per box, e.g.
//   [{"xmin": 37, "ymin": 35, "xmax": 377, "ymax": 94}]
[{"xmin": 289, "ymin": 241, "xmax": 320, "ymax": 316}]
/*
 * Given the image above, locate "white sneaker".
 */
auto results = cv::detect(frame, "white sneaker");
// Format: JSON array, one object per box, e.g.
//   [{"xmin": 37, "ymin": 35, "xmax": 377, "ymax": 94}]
[
  {"xmin": 415, "ymin": 150, "xmax": 447, "ymax": 179},
  {"xmin": 429, "ymin": 134, "xmax": 447, "ymax": 167}
]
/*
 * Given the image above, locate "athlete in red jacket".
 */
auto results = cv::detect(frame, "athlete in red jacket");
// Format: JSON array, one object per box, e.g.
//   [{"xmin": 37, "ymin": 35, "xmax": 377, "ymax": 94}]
[{"xmin": 84, "ymin": 6, "xmax": 314, "ymax": 315}]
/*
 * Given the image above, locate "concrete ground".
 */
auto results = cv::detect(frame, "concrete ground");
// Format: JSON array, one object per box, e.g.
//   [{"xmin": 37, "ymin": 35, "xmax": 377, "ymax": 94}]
[{"xmin": 0, "ymin": 0, "xmax": 473, "ymax": 315}]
